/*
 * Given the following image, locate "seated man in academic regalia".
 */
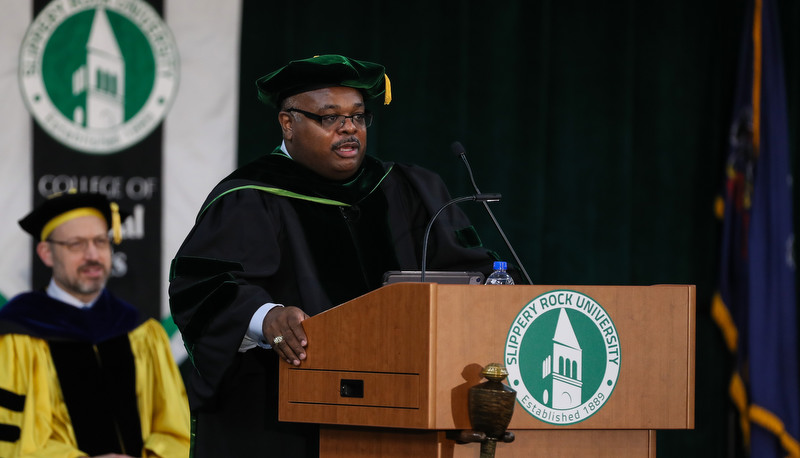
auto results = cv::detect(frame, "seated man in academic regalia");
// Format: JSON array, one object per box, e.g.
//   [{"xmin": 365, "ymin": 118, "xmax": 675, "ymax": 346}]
[{"xmin": 0, "ymin": 192, "xmax": 190, "ymax": 458}]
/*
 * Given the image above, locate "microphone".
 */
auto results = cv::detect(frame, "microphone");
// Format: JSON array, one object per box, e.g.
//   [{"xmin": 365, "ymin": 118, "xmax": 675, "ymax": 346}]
[
  {"xmin": 420, "ymin": 193, "xmax": 501, "ymax": 282},
  {"xmin": 450, "ymin": 141, "xmax": 533, "ymax": 284}
]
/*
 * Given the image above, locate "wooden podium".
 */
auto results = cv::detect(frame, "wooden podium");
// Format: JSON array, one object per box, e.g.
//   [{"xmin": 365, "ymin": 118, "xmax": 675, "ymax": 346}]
[{"xmin": 279, "ymin": 283, "xmax": 695, "ymax": 457}]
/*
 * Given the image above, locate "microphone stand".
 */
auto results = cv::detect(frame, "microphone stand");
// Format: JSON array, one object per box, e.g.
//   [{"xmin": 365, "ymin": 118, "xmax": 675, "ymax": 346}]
[{"xmin": 453, "ymin": 142, "xmax": 534, "ymax": 285}]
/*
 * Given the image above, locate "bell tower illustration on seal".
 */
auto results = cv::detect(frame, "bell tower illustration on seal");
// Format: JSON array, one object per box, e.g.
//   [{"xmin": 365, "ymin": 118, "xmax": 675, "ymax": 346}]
[
  {"xmin": 72, "ymin": 7, "xmax": 125, "ymax": 128},
  {"xmin": 541, "ymin": 308, "xmax": 583, "ymax": 409}
]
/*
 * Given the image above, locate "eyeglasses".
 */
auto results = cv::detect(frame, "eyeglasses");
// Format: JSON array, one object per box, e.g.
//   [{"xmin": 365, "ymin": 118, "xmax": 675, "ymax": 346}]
[
  {"xmin": 286, "ymin": 108, "xmax": 373, "ymax": 129},
  {"xmin": 48, "ymin": 236, "xmax": 111, "ymax": 252}
]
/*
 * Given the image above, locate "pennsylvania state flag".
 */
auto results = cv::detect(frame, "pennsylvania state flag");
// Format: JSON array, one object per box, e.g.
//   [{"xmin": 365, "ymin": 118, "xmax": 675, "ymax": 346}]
[{"xmin": 713, "ymin": 0, "xmax": 800, "ymax": 456}]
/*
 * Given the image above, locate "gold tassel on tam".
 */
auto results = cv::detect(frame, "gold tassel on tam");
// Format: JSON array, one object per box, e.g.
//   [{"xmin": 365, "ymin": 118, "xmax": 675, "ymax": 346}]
[
  {"xmin": 110, "ymin": 202, "xmax": 122, "ymax": 244},
  {"xmin": 384, "ymin": 74, "xmax": 392, "ymax": 105}
]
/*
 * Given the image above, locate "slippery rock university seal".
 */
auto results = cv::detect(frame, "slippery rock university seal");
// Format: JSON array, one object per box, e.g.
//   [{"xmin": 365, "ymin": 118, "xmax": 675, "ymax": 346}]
[
  {"xmin": 504, "ymin": 290, "xmax": 621, "ymax": 425},
  {"xmin": 19, "ymin": 0, "xmax": 179, "ymax": 154}
]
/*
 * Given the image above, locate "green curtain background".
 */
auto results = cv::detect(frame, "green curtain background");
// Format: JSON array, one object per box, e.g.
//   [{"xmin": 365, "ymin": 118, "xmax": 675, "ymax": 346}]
[{"xmin": 236, "ymin": 1, "xmax": 799, "ymax": 456}]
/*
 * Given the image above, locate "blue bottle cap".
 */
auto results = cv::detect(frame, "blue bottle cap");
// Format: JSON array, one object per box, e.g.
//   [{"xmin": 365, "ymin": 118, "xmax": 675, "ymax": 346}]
[{"xmin": 493, "ymin": 261, "xmax": 507, "ymax": 270}]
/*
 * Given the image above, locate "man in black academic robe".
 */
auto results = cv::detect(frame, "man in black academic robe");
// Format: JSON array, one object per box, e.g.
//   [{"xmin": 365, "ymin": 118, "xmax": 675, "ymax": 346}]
[{"xmin": 169, "ymin": 55, "xmax": 500, "ymax": 457}]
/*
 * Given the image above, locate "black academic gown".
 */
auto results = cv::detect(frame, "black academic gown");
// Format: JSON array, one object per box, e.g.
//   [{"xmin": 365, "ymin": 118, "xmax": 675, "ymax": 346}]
[{"xmin": 169, "ymin": 150, "xmax": 497, "ymax": 457}]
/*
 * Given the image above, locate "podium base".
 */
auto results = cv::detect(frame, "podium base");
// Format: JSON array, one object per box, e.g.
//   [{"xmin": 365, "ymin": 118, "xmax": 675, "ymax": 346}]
[{"xmin": 320, "ymin": 426, "xmax": 657, "ymax": 457}]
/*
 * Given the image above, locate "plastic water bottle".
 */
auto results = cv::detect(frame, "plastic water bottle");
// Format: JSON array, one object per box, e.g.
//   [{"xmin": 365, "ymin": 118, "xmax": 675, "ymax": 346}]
[{"xmin": 485, "ymin": 261, "xmax": 514, "ymax": 285}]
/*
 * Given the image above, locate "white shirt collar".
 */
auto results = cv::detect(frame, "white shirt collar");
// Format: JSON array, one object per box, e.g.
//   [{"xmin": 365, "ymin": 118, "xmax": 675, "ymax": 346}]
[
  {"xmin": 46, "ymin": 278, "xmax": 98, "ymax": 309},
  {"xmin": 281, "ymin": 140, "xmax": 292, "ymax": 159}
]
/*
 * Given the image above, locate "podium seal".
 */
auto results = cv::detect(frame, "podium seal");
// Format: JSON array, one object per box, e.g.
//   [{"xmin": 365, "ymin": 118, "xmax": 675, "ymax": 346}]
[{"xmin": 504, "ymin": 290, "xmax": 620, "ymax": 425}]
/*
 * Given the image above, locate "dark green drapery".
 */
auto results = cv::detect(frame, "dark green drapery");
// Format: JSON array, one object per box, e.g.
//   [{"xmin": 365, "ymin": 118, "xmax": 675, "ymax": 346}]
[{"xmin": 237, "ymin": 1, "xmax": 799, "ymax": 456}]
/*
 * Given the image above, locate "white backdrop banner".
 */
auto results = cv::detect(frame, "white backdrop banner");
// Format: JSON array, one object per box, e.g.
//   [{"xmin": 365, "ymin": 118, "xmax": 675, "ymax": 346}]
[{"xmin": 0, "ymin": 0, "xmax": 240, "ymax": 362}]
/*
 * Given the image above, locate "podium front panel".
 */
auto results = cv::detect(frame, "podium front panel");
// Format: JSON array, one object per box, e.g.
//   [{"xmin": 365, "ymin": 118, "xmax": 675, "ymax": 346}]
[{"xmin": 279, "ymin": 283, "xmax": 695, "ymax": 432}]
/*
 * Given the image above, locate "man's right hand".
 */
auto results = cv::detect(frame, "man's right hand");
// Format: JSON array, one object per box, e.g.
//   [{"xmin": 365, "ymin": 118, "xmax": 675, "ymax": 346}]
[{"xmin": 263, "ymin": 306, "xmax": 309, "ymax": 366}]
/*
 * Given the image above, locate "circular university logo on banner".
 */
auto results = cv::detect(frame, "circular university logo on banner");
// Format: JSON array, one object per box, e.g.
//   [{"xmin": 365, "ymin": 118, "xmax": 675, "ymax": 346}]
[
  {"xmin": 19, "ymin": 0, "xmax": 180, "ymax": 154},
  {"xmin": 504, "ymin": 290, "xmax": 620, "ymax": 425}
]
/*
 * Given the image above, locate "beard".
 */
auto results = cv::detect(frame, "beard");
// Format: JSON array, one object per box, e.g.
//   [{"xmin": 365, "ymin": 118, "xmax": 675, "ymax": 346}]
[{"xmin": 55, "ymin": 261, "xmax": 110, "ymax": 299}]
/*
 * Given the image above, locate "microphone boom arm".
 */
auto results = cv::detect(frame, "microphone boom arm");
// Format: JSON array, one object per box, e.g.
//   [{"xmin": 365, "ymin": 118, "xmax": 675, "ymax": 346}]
[{"xmin": 420, "ymin": 193, "xmax": 501, "ymax": 282}]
